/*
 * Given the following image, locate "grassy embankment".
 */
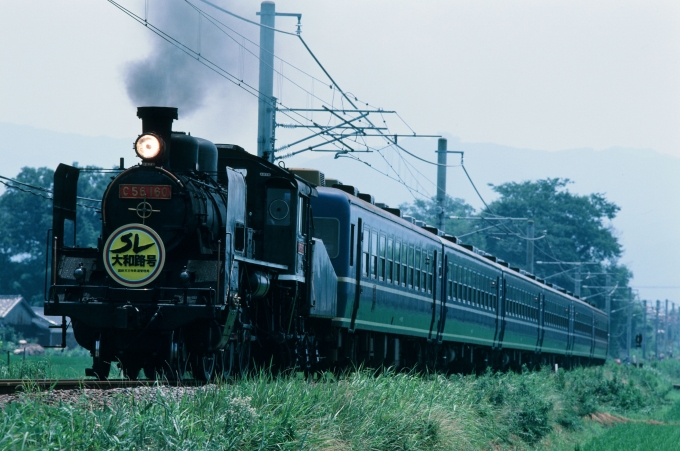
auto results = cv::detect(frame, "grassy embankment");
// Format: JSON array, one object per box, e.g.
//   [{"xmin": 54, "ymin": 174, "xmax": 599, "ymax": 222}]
[{"xmin": 1, "ymin": 355, "xmax": 679, "ymax": 450}]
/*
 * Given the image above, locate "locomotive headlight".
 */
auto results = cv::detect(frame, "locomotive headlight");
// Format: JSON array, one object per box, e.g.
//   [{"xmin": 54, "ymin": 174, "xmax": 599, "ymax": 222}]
[{"xmin": 134, "ymin": 133, "xmax": 164, "ymax": 160}]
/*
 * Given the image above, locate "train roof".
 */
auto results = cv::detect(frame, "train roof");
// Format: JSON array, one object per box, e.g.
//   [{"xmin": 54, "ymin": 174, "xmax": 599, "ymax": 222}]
[{"xmin": 317, "ymin": 186, "xmax": 606, "ymax": 315}]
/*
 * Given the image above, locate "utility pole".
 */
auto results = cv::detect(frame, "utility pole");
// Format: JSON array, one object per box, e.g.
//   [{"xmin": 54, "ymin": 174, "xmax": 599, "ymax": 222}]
[
  {"xmin": 627, "ymin": 287, "xmax": 632, "ymax": 362},
  {"xmin": 436, "ymin": 138, "xmax": 447, "ymax": 232},
  {"xmin": 526, "ymin": 220, "xmax": 534, "ymax": 274},
  {"xmin": 642, "ymin": 300, "xmax": 647, "ymax": 359},
  {"xmin": 655, "ymin": 300, "xmax": 660, "ymax": 359},
  {"xmin": 664, "ymin": 299, "xmax": 669, "ymax": 358},
  {"xmin": 257, "ymin": 1, "xmax": 276, "ymax": 162},
  {"xmin": 671, "ymin": 303, "xmax": 676, "ymax": 358}
]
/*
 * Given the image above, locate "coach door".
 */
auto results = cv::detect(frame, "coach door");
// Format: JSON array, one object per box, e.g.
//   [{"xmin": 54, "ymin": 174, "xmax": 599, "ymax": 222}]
[
  {"xmin": 436, "ymin": 253, "xmax": 448, "ymax": 344},
  {"xmin": 567, "ymin": 304, "xmax": 575, "ymax": 355},
  {"xmin": 493, "ymin": 276, "xmax": 507, "ymax": 350},
  {"xmin": 535, "ymin": 293, "xmax": 545, "ymax": 354},
  {"xmin": 589, "ymin": 315, "xmax": 596, "ymax": 360},
  {"xmin": 349, "ymin": 218, "xmax": 363, "ymax": 332},
  {"xmin": 428, "ymin": 251, "xmax": 445, "ymax": 343}
]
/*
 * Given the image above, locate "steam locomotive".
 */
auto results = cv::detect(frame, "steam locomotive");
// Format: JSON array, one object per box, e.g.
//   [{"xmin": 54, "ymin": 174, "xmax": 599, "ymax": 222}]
[{"xmin": 45, "ymin": 106, "xmax": 607, "ymax": 380}]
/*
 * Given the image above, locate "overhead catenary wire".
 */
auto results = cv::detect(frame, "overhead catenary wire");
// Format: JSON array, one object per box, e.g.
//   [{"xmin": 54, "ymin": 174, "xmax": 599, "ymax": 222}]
[
  {"xmin": 107, "ymin": 0, "xmax": 352, "ymax": 155},
  {"xmin": 0, "ymin": 179, "xmax": 101, "ymax": 210},
  {"xmin": 185, "ymin": 1, "xmax": 338, "ymax": 109},
  {"xmin": 120, "ymin": 0, "xmax": 443, "ymax": 198}
]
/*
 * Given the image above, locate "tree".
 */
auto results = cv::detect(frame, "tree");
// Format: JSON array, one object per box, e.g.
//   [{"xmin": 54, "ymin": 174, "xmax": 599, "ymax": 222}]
[
  {"xmin": 0, "ymin": 166, "xmax": 114, "ymax": 305},
  {"xmin": 399, "ymin": 178, "xmax": 634, "ymax": 358},
  {"xmin": 398, "ymin": 195, "xmax": 487, "ymax": 248},
  {"xmin": 478, "ymin": 178, "xmax": 630, "ymax": 306}
]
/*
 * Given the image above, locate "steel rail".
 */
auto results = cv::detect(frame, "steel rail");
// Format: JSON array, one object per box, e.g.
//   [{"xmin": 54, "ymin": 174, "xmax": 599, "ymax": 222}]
[{"xmin": 0, "ymin": 379, "xmax": 206, "ymax": 395}]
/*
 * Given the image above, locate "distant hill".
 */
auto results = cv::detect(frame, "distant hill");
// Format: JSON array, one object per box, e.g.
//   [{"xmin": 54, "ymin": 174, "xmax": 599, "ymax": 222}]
[{"xmin": 0, "ymin": 121, "xmax": 129, "ymax": 188}]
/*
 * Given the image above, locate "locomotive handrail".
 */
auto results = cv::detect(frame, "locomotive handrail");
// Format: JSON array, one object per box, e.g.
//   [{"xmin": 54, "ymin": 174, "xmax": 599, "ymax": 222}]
[
  {"xmin": 233, "ymin": 255, "xmax": 288, "ymax": 271},
  {"xmin": 44, "ymin": 228, "xmax": 53, "ymax": 302}
]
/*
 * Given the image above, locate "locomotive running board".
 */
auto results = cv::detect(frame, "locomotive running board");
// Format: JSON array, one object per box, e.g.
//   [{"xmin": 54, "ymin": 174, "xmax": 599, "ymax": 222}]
[{"xmin": 234, "ymin": 255, "xmax": 288, "ymax": 271}]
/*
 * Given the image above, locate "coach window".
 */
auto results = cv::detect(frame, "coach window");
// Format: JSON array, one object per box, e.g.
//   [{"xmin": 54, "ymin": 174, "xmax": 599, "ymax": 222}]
[
  {"xmin": 408, "ymin": 246, "xmax": 416, "ymax": 288},
  {"xmin": 478, "ymin": 274, "xmax": 483, "ymax": 307},
  {"xmin": 414, "ymin": 248, "xmax": 422, "ymax": 291},
  {"xmin": 470, "ymin": 272, "xmax": 475, "ymax": 305},
  {"xmin": 362, "ymin": 227, "xmax": 370, "ymax": 277},
  {"xmin": 312, "ymin": 217, "xmax": 340, "ymax": 259},
  {"xmin": 457, "ymin": 265, "xmax": 463, "ymax": 301},
  {"xmin": 447, "ymin": 263, "xmax": 453, "ymax": 300},
  {"xmin": 379, "ymin": 234, "xmax": 386, "ymax": 281},
  {"xmin": 386, "ymin": 238, "xmax": 394, "ymax": 283},
  {"xmin": 465, "ymin": 268, "xmax": 471, "ymax": 304},
  {"xmin": 402, "ymin": 245, "xmax": 408, "ymax": 287},
  {"xmin": 423, "ymin": 252, "xmax": 429, "ymax": 293},
  {"xmin": 482, "ymin": 278, "xmax": 486, "ymax": 307},
  {"xmin": 428, "ymin": 252, "xmax": 434, "ymax": 294},
  {"xmin": 350, "ymin": 224, "xmax": 355, "ymax": 266},
  {"xmin": 486, "ymin": 277, "xmax": 491, "ymax": 309},
  {"xmin": 456, "ymin": 265, "xmax": 463, "ymax": 301},
  {"xmin": 394, "ymin": 240, "xmax": 401, "ymax": 285},
  {"xmin": 405, "ymin": 245, "xmax": 411, "ymax": 288},
  {"xmin": 371, "ymin": 230, "xmax": 378, "ymax": 279}
]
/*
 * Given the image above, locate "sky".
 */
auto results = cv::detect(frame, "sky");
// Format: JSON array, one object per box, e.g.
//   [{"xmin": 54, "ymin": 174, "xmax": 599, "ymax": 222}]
[{"xmin": 0, "ymin": 0, "xmax": 678, "ymax": 302}]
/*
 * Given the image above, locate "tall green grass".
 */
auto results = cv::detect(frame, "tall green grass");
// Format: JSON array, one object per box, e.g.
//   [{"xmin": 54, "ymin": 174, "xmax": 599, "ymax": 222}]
[
  {"xmin": 0, "ymin": 353, "xmax": 115, "ymax": 380},
  {"xmin": 0, "ymin": 361, "xmax": 677, "ymax": 450}
]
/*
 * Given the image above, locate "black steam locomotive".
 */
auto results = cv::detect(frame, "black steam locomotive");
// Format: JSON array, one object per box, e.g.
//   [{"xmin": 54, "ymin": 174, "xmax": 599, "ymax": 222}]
[{"xmin": 45, "ymin": 107, "xmax": 607, "ymax": 380}]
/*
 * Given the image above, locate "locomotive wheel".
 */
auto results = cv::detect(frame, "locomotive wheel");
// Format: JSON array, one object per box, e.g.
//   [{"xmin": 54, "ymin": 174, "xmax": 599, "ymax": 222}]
[
  {"xmin": 120, "ymin": 361, "xmax": 142, "ymax": 380},
  {"xmin": 163, "ymin": 330, "xmax": 188, "ymax": 380},
  {"xmin": 193, "ymin": 352, "xmax": 217, "ymax": 381},
  {"xmin": 92, "ymin": 359, "xmax": 111, "ymax": 380},
  {"xmin": 218, "ymin": 342, "xmax": 235, "ymax": 380},
  {"xmin": 236, "ymin": 328, "xmax": 252, "ymax": 377},
  {"xmin": 143, "ymin": 365, "xmax": 156, "ymax": 380}
]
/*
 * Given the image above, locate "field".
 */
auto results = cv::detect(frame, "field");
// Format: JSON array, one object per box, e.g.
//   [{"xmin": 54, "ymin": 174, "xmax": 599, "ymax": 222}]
[{"xmin": 1, "ymin": 354, "xmax": 680, "ymax": 450}]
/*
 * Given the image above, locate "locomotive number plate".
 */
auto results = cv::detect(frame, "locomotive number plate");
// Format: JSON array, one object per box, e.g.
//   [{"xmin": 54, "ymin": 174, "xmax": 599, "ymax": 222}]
[
  {"xmin": 119, "ymin": 184, "xmax": 172, "ymax": 199},
  {"xmin": 103, "ymin": 223, "xmax": 166, "ymax": 288}
]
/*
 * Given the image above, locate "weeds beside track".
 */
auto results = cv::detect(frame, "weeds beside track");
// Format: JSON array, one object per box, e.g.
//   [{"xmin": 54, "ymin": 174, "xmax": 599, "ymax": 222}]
[{"xmin": 0, "ymin": 360, "xmax": 679, "ymax": 450}]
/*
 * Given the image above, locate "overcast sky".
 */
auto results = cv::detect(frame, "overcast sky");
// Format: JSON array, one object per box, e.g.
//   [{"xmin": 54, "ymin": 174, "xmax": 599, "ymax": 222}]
[{"xmin": 1, "ymin": 0, "xmax": 678, "ymax": 300}]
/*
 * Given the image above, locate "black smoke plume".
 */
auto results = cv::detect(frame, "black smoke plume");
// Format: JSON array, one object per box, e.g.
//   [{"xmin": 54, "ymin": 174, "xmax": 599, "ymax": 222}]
[{"xmin": 124, "ymin": 1, "xmax": 245, "ymax": 116}]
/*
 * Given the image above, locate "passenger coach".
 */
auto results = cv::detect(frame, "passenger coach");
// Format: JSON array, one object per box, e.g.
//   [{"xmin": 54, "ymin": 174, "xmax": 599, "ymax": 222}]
[{"xmin": 311, "ymin": 184, "xmax": 608, "ymax": 371}]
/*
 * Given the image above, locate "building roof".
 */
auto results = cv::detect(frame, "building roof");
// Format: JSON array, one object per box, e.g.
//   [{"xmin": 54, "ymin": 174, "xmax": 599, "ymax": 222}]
[
  {"xmin": 31, "ymin": 307, "xmax": 59, "ymax": 326},
  {"xmin": 0, "ymin": 295, "xmax": 54, "ymax": 330},
  {"xmin": 0, "ymin": 295, "xmax": 23, "ymax": 319}
]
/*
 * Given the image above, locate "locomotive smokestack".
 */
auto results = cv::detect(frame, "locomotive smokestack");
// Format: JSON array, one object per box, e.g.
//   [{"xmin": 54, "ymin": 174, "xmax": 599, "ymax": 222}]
[
  {"xmin": 135, "ymin": 107, "xmax": 178, "ymax": 165},
  {"xmin": 137, "ymin": 106, "xmax": 178, "ymax": 144}
]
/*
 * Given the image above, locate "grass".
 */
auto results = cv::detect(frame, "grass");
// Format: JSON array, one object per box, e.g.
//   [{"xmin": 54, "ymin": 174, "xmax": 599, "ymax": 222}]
[
  {"xmin": 0, "ymin": 349, "xmax": 120, "ymax": 380},
  {"xmin": 0, "ymin": 359, "xmax": 679, "ymax": 450},
  {"xmin": 578, "ymin": 423, "xmax": 680, "ymax": 451}
]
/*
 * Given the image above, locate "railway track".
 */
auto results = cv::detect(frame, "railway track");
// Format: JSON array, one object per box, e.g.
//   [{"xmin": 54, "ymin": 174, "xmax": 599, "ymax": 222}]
[{"xmin": 0, "ymin": 379, "xmax": 205, "ymax": 395}]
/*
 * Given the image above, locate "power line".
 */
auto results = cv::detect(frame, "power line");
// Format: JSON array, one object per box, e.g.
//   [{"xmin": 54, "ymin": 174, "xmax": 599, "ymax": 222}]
[
  {"xmin": 0, "ymin": 179, "xmax": 101, "ymax": 210},
  {"xmin": 112, "ymin": 0, "xmax": 453, "ymax": 197},
  {"xmin": 107, "ymin": 0, "xmax": 351, "ymax": 156}
]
